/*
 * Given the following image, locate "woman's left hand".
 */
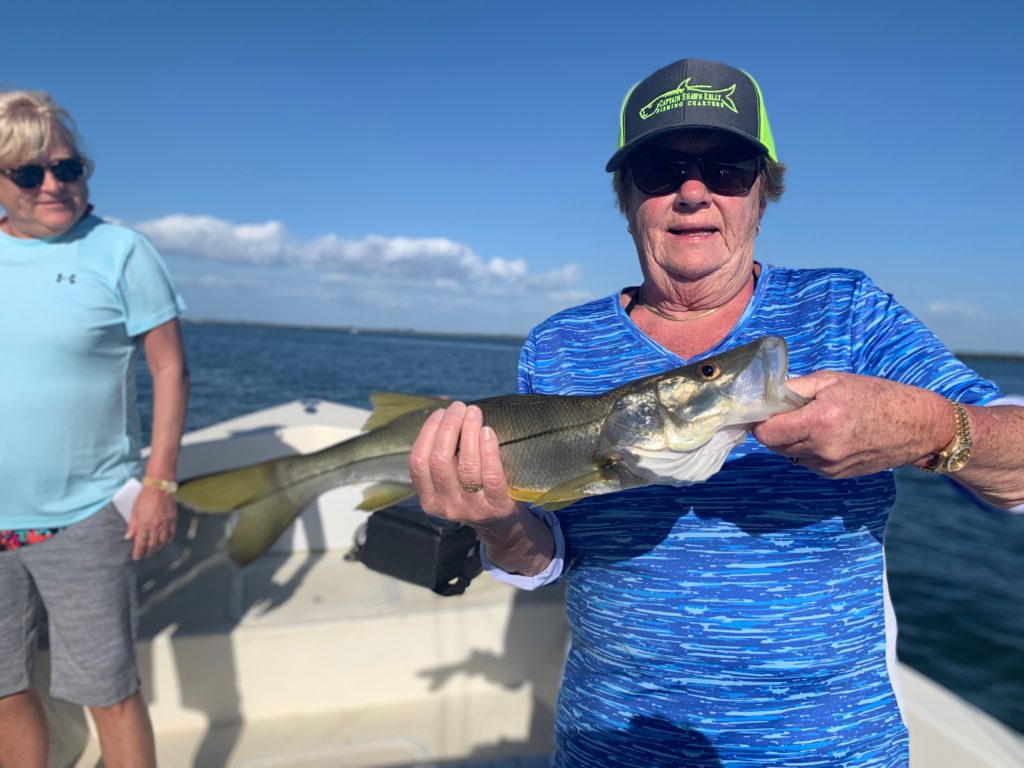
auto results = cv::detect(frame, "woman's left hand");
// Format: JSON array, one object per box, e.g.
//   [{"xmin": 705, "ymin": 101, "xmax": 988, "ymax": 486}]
[
  {"xmin": 125, "ymin": 485, "xmax": 178, "ymax": 560},
  {"xmin": 753, "ymin": 371, "xmax": 951, "ymax": 479}
]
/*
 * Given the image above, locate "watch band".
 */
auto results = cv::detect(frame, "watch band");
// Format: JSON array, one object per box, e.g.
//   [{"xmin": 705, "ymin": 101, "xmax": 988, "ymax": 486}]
[
  {"xmin": 921, "ymin": 400, "xmax": 973, "ymax": 474},
  {"xmin": 142, "ymin": 476, "xmax": 179, "ymax": 494}
]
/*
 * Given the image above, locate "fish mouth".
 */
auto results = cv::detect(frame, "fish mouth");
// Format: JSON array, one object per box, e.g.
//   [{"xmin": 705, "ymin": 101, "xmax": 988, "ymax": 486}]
[{"xmin": 725, "ymin": 337, "xmax": 807, "ymax": 419}]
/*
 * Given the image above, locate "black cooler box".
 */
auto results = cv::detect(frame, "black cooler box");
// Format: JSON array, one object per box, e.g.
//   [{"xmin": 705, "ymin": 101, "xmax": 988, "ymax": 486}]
[{"xmin": 348, "ymin": 501, "xmax": 482, "ymax": 596}]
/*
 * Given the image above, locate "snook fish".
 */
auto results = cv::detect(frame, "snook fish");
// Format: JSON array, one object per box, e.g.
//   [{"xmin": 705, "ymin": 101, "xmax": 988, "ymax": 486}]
[{"xmin": 176, "ymin": 336, "xmax": 807, "ymax": 565}]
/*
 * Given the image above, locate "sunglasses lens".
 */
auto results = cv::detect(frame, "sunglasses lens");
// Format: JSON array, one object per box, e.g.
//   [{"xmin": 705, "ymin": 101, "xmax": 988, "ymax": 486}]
[
  {"xmin": 702, "ymin": 150, "xmax": 761, "ymax": 195},
  {"xmin": 9, "ymin": 165, "xmax": 45, "ymax": 189},
  {"xmin": 630, "ymin": 148, "xmax": 762, "ymax": 197},
  {"xmin": 631, "ymin": 150, "xmax": 688, "ymax": 196},
  {"xmin": 52, "ymin": 158, "xmax": 85, "ymax": 182}
]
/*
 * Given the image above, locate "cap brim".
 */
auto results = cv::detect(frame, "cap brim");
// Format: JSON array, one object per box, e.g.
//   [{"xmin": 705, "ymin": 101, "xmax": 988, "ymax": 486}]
[{"xmin": 605, "ymin": 125, "xmax": 770, "ymax": 172}]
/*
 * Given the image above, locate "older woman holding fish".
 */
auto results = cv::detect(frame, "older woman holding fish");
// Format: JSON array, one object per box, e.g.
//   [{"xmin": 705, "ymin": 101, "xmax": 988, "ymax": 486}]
[
  {"xmin": 0, "ymin": 92, "xmax": 188, "ymax": 768},
  {"xmin": 409, "ymin": 58, "xmax": 1024, "ymax": 767}
]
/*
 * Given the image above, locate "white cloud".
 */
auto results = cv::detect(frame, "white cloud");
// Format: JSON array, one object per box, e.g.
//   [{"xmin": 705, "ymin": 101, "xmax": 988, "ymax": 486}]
[
  {"xmin": 175, "ymin": 272, "xmax": 267, "ymax": 288},
  {"xmin": 925, "ymin": 301, "xmax": 984, "ymax": 319},
  {"xmin": 136, "ymin": 213, "xmax": 581, "ymax": 296},
  {"xmin": 138, "ymin": 215, "xmax": 289, "ymax": 265},
  {"xmin": 548, "ymin": 289, "xmax": 594, "ymax": 304}
]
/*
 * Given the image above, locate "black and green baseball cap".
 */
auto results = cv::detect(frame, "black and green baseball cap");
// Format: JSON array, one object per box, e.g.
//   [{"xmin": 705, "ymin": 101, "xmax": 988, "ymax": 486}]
[{"xmin": 606, "ymin": 58, "xmax": 777, "ymax": 172}]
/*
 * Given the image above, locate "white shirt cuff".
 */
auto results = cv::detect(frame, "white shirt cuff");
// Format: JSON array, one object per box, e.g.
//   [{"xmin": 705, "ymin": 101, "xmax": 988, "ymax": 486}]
[
  {"xmin": 985, "ymin": 394, "xmax": 1024, "ymax": 408},
  {"xmin": 480, "ymin": 506, "xmax": 565, "ymax": 590}
]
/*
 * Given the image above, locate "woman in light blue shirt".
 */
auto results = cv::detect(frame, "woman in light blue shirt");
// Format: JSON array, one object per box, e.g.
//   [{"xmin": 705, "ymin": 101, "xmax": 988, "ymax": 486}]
[{"xmin": 0, "ymin": 90, "xmax": 189, "ymax": 768}]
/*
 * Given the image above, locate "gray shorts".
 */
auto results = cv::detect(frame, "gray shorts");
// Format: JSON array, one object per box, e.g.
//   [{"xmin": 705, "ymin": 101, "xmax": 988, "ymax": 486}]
[{"xmin": 0, "ymin": 503, "xmax": 139, "ymax": 707}]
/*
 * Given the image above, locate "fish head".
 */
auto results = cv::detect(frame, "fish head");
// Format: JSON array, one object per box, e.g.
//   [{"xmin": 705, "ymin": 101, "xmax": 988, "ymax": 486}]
[
  {"xmin": 603, "ymin": 336, "xmax": 807, "ymax": 487},
  {"xmin": 652, "ymin": 335, "xmax": 807, "ymax": 451},
  {"xmin": 598, "ymin": 336, "xmax": 805, "ymax": 487}
]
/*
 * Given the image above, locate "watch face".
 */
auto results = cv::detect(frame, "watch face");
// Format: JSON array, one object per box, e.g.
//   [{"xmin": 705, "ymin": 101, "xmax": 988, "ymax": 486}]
[{"xmin": 947, "ymin": 446, "xmax": 972, "ymax": 472}]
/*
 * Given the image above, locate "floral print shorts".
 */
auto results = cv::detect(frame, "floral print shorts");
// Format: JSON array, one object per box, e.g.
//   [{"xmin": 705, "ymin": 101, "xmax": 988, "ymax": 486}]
[{"xmin": 0, "ymin": 528, "xmax": 63, "ymax": 550}]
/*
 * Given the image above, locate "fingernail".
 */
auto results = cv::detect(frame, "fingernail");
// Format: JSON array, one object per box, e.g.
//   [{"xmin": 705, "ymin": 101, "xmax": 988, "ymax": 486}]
[
  {"xmin": 481, "ymin": 426, "xmax": 495, "ymax": 441},
  {"xmin": 429, "ymin": 409, "xmax": 445, "ymax": 422}
]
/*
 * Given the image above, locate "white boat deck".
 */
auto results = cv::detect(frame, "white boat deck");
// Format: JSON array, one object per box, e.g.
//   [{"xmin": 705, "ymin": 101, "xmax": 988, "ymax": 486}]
[{"xmin": 35, "ymin": 400, "xmax": 1024, "ymax": 767}]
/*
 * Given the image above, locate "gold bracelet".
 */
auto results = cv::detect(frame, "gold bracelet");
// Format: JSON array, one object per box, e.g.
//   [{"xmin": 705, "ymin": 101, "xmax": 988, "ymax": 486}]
[{"xmin": 142, "ymin": 476, "xmax": 179, "ymax": 494}]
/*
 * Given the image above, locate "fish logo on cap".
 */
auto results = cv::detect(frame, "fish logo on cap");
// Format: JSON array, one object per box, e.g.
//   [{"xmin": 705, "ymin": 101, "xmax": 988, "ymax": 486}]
[{"xmin": 639, "ymin": 78, "xmax": 739, "ymax": 120}]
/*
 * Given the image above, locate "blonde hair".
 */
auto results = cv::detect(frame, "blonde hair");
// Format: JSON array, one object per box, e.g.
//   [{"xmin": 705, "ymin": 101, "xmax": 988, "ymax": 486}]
[{"xmin": 0, "ymin": 90, "xmax": 92, "ymax": 175}]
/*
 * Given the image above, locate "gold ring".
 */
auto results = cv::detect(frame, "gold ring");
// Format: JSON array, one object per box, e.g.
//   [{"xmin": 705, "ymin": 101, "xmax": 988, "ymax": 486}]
[
  {"xmin": 141, "ymin": 532, "xmax": 151, "ymax": 540},
  {"xmin": 461, "ymin": 482, "xmax": 483, "ymax": 494}
]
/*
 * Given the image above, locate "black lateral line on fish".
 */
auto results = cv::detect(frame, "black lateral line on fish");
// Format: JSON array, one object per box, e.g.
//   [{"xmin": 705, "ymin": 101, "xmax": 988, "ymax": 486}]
[{"xmin": 492, "ymin": 418, "xmax": 607, "ymax": 449}]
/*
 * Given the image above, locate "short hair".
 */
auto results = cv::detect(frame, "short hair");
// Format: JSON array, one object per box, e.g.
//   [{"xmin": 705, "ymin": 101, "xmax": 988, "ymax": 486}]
[
  {"xmin": 612, "ymin": 154, "xmax": 787, "ymax": 216},
  {"xmin": 0, "ymin": 90, "xmax": 92, "ymax": 175}
]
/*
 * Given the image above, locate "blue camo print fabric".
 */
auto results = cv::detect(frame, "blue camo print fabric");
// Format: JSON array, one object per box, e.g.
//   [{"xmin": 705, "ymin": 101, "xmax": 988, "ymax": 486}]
[{"xmin": 517, "ymin": 264, "xmax": 1001, "ymax": 768}]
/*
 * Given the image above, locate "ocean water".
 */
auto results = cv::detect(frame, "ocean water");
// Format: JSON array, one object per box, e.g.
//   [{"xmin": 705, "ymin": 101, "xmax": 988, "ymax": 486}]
[{"xmin": 138, "ymin": 321, "xmax": 1024, "ymax": 734}]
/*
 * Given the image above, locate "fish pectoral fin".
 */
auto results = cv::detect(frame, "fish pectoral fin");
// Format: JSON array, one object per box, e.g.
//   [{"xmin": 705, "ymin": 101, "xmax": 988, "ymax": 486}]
[
  {"xmin": 507, "ymin": 486, "xmax": 579, "ymax": 513},
  {"xmin": 507, "ymin": 486, "xmax": 556, "ymax": 504},
  {"xmin": 527, "ymin": 464, "xmax": 651, "ymax": 512},
  {"xmin": 362, "ymin": 392, "xmax": 448, "ymax": 430},
  {"xmin": 357, "ymin": 482, "xmax": 416, "ymax": 512}
]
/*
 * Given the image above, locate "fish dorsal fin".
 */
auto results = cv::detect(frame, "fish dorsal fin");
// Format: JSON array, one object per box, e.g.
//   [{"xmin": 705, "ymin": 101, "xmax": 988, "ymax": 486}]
[
  {"xmin": 357, "ymin": 482, "xmax": 416, "ymax": 512},
  {"xmin": 363, "ymin": 392, "xmax": 447, "ymax": 430}
]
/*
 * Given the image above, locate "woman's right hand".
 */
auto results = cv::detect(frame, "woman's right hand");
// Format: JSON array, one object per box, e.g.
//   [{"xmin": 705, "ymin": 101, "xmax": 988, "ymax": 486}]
[
  {"xmin": 408, "ymin": 401, "xmax": 520, "ymax": 525},
  {"xmin": 408, "ymin": 402, "xmax": 555, "ymax": 576}
]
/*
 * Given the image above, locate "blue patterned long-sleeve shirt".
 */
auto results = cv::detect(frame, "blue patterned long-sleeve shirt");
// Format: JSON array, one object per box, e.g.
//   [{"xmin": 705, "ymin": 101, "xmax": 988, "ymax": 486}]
[{"xmin": 496, "ymin": 264, "xmax": 1001, "ymax": 767}]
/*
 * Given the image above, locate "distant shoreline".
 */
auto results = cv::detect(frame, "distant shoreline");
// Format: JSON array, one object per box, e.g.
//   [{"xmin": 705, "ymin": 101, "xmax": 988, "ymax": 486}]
[
  {"xmin": 180, "ymin": 317, "xmax": 527, "ymax": 345},
  {"xmin": 179, "ymin": 317, "xmax": 1022, "ymax": 360}
]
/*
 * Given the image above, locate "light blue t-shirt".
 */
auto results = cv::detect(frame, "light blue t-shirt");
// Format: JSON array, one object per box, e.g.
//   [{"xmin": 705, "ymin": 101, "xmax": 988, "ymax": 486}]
[{"xmin": 0, "ymin": 214, "xmax": 185, "ymax": 528}]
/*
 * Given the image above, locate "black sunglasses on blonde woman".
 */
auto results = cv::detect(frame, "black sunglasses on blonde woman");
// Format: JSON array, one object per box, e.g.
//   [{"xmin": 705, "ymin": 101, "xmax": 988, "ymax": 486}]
[{"xmin": 0, "ymin": 157, "xmax": 85, "ymax": 189}]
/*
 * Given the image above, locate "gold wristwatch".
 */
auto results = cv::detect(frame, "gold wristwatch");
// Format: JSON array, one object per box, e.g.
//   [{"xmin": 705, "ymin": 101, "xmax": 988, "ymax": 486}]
[
  {"xmin": 142, "ymin": 476, "xmax": 179, "ymax": 494},
  {"xmin": 922, "ymin": 401, "xmax": 973, "ymax": 473}
]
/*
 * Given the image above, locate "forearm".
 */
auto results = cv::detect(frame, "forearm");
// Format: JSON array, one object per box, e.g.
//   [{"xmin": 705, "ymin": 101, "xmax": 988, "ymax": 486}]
[
  {"xmin": 952, "ymin": 404, "xmax": 1024, "ymax": 509},
  {"xmin": 471, "ymin": 502, "xmax": 556, "ymax": 577},
  {"xmin": 144, "ymin": 363, "xmax": 190, "ymax": 479},
  {"xmin": 755, "ymin": 372, "xmax": 1024, "ymax": 509}
]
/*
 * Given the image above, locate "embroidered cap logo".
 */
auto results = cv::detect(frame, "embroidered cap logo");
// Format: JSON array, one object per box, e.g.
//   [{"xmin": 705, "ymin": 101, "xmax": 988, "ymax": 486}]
[{"xmin": 639, "ymin": 78, "xmax": 739, "ymax": 120}]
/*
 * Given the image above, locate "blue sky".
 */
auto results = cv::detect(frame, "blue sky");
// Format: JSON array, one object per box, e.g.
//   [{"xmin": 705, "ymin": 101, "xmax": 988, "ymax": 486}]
[{"xmin": 6, "ymin": 1, "xmax": 1023, "ymax": 353}]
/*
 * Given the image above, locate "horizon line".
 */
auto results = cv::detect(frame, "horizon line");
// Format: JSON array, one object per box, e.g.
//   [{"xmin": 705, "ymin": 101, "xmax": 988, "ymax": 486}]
[{"xmin": 178, "ymin": 317, "xmax": 1023, "ymax": 361}]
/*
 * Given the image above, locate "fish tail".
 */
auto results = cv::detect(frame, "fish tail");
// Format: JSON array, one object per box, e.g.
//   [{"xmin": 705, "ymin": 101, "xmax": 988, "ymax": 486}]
[
  {"xmin": 175, "ymin": 460, "xmax": 288, "ymax": 513},
  {"xmin": 176, "ymin": 449, "xmax": 356, "ymax": 565},
  {"xmin": 226, "ymin": 475, "xmax": 327, "ymax": 565}
]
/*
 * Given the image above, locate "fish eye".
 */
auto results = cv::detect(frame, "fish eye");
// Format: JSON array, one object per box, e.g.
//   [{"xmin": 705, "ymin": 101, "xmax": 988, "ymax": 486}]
[{"xmin": 696, "ymin": 363, "xmax": 721, "ymax": 381}]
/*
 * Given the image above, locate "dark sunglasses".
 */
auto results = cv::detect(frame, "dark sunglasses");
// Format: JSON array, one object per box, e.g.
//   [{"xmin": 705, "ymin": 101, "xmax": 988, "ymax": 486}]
[
  {"xmin": 0, "ymin": 157, "xmax": 86, "ymax": 189},
  {"xmin": 630, "ymin": 147, "xmax": 763, "ymax": 197}
]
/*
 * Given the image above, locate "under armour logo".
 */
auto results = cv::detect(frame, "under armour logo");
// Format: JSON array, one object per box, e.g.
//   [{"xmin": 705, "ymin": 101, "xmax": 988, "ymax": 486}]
[{"xmin": 56, "ymin": 273, "xmax": 76, "ymax": 284}]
